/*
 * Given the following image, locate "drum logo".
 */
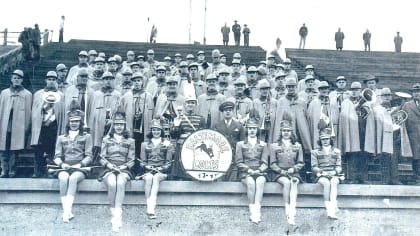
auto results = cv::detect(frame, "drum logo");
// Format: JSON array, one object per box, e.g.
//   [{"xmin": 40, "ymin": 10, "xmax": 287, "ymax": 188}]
[{"xmin": 181, "ymin": 129, "xmax": 232, "ymax": 181}]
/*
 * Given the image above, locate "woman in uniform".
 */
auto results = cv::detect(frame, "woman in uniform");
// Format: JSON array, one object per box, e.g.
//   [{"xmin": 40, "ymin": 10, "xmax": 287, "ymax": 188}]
[
  {"xmin": 99, "ymin": 110, "xmax": 135, "ymax": 232},
  {"xmin": 235, "ymin": 118, "xmax": 268, "ymax": 224},
  {"xmin": 140, "ymin": 119, "xmax": 174, "ymax": 219},
  {"xmin": 269, "ymin": 116, "xmax": 304, "ymax": 225},
  {"xmin": 311, "ymin": 127, "xmax": 342, "ymax": 219},
  {"xmin": 53, "ymin": 102, "xmax": 92, "ymax": 223}
]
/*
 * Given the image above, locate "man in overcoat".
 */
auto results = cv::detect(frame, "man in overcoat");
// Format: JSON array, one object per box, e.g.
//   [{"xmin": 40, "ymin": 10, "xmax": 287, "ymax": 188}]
[
  {"xmin": 221, "ymin": 23, "xmax": 230, "ymax": 46},
  {"xmin": 335, "ymin": 28, "xmax": 345, "ymax": 51}
]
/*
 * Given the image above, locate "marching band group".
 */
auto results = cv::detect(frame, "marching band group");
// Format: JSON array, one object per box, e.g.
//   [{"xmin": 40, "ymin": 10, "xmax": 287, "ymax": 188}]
[{"xmin": 0, "ymin": 48, "xmax": 419, "ymax": 231}]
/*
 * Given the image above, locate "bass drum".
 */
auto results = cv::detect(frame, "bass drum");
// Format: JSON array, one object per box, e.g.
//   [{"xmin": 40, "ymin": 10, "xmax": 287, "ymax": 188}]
[{"xmin": 180, "ymin": 129, "xmax": 232, "ymax": 181}]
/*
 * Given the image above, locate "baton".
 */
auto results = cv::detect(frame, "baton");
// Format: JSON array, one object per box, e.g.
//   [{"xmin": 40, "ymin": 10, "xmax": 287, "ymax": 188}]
[{"xmin": 134, "ymin": 160, "xmax": 175, "ymax": 180}]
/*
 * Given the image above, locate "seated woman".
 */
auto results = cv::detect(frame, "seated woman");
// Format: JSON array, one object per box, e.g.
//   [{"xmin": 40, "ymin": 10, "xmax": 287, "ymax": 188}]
[
  {"xmin": 140, "ymin": 119, "xmax": 174, "ymax": 219},
  {"xmin": 53, "ymin": 103, "xmax": 92, "ymax": 223},
  {"xmin": 235, "ymin": 118, "xmax": 268, "ymax": 224},
  {"xmin": 99, "ymin": 110, "xmax": 135, "ymax": 232},
  {"xmin": 311, "ymin": 127, "xmax": 342, "ymax": 219},
  {"xmin": 269, "ymin": 117, "xmax": 304, "ymax": 225}
]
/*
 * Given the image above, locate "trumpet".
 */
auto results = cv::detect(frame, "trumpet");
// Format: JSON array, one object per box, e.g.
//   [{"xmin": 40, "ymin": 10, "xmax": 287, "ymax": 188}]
[{"xmin": 355, "ymin": 88, "xmax": 375, "ymax": 119}]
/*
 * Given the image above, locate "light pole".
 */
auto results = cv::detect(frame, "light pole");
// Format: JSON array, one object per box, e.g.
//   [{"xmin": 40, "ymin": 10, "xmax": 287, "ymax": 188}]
[
  {"xmin": 203, "ymin": 0, "xmax": 207, "ymax": 45},
  {"xmin": 189, "ymin": 0, "xmax": 192, "ymax": 44}
]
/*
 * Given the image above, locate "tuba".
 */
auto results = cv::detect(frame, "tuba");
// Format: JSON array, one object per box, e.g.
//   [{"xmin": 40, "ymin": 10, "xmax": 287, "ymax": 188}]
[
  {"xmin": 391, "ymin": 109, "xmax": 408, "ymax": 131},
  {"xmin": 355, "ymin": 88, "xmax": 375, "ymax": 119}
]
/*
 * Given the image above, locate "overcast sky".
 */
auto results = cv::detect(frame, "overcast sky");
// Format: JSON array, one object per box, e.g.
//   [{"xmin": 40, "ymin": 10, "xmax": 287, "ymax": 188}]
[{"xmin": 1, "ymin": 0, "xmax": 419, "ymax": 57}]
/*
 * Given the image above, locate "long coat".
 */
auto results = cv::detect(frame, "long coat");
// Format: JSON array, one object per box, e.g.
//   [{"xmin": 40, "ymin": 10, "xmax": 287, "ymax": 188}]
[
  {"xmin": 63, "ymin": 85, "xmax": 94, "ymax": 124},
  {"xmin": 337, "ymin": 99, "xmax": 360, "ymax": 153},
  {"xmin": 0, "ymin": 87, "xmax": 32, "ymax": 150},
  {"xmin": 153, "ymin": 93, "xmax": 185, "ymax": 119},
  {"xmin": 402, "ymin": 101, "xmax": 420, "ymax": 159},
  {"xmin": 335, "ymin": 31, "xmax": 345, "ymax": 48},
  {"xmin": 364, "ymin": 105, "xmax": 393, "ymax": 155},
  {"xmin": 221, "ymin": 26, "xmax": 230, "ymax": 41},
  {"xmin": 252, "ymin": 97, "xmax": 277, "ymax": 143},
  {"xmin": 30, "ymin": 89, "xmax": 65, "ymax": 146},
  {"xmin": 197, "ymin": 93, "xmax": 226, "ymax": 129},
  {"xmin": 272, "ymin": 96, "xmax": 312, "ymax": 153},
  {"xmin": 88, "ymin": 89, "xmax": 121, "ymax": 147},
  {"xmin": 121, "ymin": 90, "xmax": 154, "ymax": 140}
]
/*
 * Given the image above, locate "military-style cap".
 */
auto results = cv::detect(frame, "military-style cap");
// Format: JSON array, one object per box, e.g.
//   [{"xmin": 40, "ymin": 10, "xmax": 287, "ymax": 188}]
[
  {"xmin": 305, "ymin": 75, "xmax": 315, "ymax": 81},
  {"xmin": 219, "ymin": 99, "xmax": 235, "ymax": 112},
  {"xmin": 188, "ymin": 62, "xmax": 200, "ymax": 69},
  {"xmin": 259, "ymin": 60, "xmax": 267, "ymax": 65},
  {"xmin": 381, "ymin": 87, "xmax": 392, "ymax": 95},
  {"xmin": 220, "ymin": 54, "xmax": 226, "ymax": 58},
  {"xmin": 267, "ymin": 54, "xmax": 276, "ymax": 59},
  {"xmin": 78, "ymin": 51, "xmax": 88, "ymax": 57},
  {"xmin": 122, "ymin": 68, "xmax": 133, "ymax": 75},
  {"xmin": 174, "ymin": 53, "xmax": 182, "ymax": 57},
  {"xmin": 108, "ymin": 57, "xmax": 117, "ymax": 63},
  {"xmin": 319, "ymin": 128, "xmax": 332, "ymax": 139},
  {"xmin": 275, "ymin": 71, "xmax": 286, "ymax": 79},
  {"xmin": 350, "ymin": 81, "xmax": 362, "ymax": 89},
  {"xmin": 363, "ymin": 74, "xmax": 378, "ymax": 83},
  {"xmin": 305, "ymin": 65, "xmax": 314, "ymax": 70},
  {"xmin": 166, "ymin": 76, "xmax": 178, "ymax": 84},
  {"xmin": 113, "ymin": 111, "xmax": 126, "ymax": 124},
  {"xmin": 179, "ymin": 61, "xmax": 188, "ymax": 68},
  {"xmin": 130, "ymin": 61, "xmax": 140, "ymax": 67},
  {"xmin": 46, "ymin": 71, "xmax": 58, "ymax": 78},
  {"xmin": 245, "ymin": 118, "xmax": 259, "ymax": 128},
  {"xmin": 279, "ymin": 118, "xmax": 293, "ymax": 130},
  {"xmin": 131, "ymin": 72, "xmax": 144, "ymax": 80},
  {"xmin": 233, "ymin": 52, "xmax": 241, "ymax": 58},
  {"xmin": 186, "ymin": 54, "xmax": 195, "ymax": 59},
  {"xmin": 126, "ymin": 50, "xmax": 135, "ymax": 56},
  {"xmin": 77, "ymin": 68, "xmax": 89, "ymax": 76},
  {"xmin": 411, "ymin": 83, "xmax": 420, "ymax": 91},
  {"xmin": 283, "ymin": 58, "xmax": 292, "ymax": 64},
  {"xmin": 68, "ymin": 101, "xmax": 83, "ymax": 121},
  {"xmin": 258, "ymin": 67, "xmax": 267, "ymax": 75},
  {"xmin": 336, "ymin": 76, "xmax": 346, "ymax": 82},
  {"xmin": 276, "ymin": 63, "xmax": 285, "ymax": 69},
  {"xmin": 232, "ymin": 59, "xmax": 241, "ymax": 65},
  {"xmin": 102, "ymin": 71, "xmax": 114, "ymax": 79},
  {"xmin": 257, "ymin": 79, "xmax": 271, "ymax": 89},
  {"xmin": 197, "ymin": 50, "xmax": 205, "ymax": 55},
  {"xmin": 234, "ymin": 76, "xmax": 247, "ymax": 85},
  {"xmin": 150, "ymin": 119, "xmax": 161, "ymax": 130},
  {"xmin": 206, "ymin": 73, "xmax": 218, "ymax": 81},
  {"xmin": 156, "ymin": 65, "xmax": 166, "ymax": 71},
  {"xmin": 318, "ymin": 81, "xmax": 329, "ymax": 88},
  {"xmin": 218, "ymin": 67, "xmax": 230, "ymax": 74},
  {"xmin": 98, "ymin": 52, "xmax": 106, "ymax": 58},
  {"xmin": 42, "ymin": 91, "xmax": 61, "ymax": 104},
  {"xmin": 185, "ymin": 94, "xmax": 197, "ymax": 103},
  {"xmin": 212, "ymin": 49, "xmax": 221, "ymax": 57},
  {"xmin": 395, "ymin": 91, "xmax": 412, "ymax": 98},
  {"xmin": 247, "ymin": 66, "xmax": 258, "ymax": 72},
  {"xmin": 114, "ymin": 55, "xmax": 122, "ymax": 63},
  {"xmin": 88, "ymin": 50, "xmax": 98, "ymax": 56},
  {"xmin": 137, "ymin": 55, "xmax": 144, "ymax": 59},
  {"xmin": 164, "ymin": 56, "xmax": 171, "ymax": 61},
  {"xmin": 284, "ymin": 76, "xmax": 297, "ymax": 86},
  {"xmin": 94, "ymin": 57, "xmax": 105, "ymax": 63},
  {"xmin": 147, "ymin": 49, "xmax": 155, "ymax": 54},
  {"xmin": 56, "ymin": 64, "xmax": 67, "ymax": 71}
]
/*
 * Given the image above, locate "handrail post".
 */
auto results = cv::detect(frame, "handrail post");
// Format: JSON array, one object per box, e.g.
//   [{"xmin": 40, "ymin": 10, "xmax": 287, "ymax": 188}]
[{"xmin": 3, "ymin": 28, "xmax": 8, "ymax": 46}]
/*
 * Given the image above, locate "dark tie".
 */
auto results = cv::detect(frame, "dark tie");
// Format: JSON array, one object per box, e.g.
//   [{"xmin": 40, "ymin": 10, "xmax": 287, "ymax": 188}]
[{"xmin": 79, "ymin": 92, "xmax": 85, "ymax": 111}]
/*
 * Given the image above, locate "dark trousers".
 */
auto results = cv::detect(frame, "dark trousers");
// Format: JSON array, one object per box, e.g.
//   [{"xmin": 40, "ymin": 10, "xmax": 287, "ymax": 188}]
[
  {"xmin": 380, "ymin": 153, "xmax": 399, "ymax": 184},
  {"xmin": 348, "ymin": 152, "xmax": 368, "ymax": 183},
  {"xmin": 59, "ymin": 30, "xmax": 64, "ymax": 43},
  {"xmin": 33, "ymin": 123, "xmax": 57, "ymax": 176},
  {"xmin": 1, "ymin": 132, "xmax": 19, "ymax": 176}
]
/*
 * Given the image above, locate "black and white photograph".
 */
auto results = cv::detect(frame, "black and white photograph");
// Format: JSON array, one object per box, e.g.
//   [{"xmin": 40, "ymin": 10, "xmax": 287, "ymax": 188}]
[{"xmin": 0, "ymin": 0, "xmax": 419, "ymax": 235}]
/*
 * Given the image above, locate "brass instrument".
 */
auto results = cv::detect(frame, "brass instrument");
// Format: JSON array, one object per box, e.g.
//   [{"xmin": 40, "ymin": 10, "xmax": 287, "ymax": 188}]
[
  {"xmin": 355, "ymin": 88, "xmax": 375, "ymax": 119},
  {"xmin": 259, "ymin": 95, "xmax": 271, "ymax": 131},
  {"xmin": 391, "ymin": 109, "xmax": 408, "ymax": 131},
  {"xmin": 133, "ymin": 95, "xmax": 146, "ymax": 134}
]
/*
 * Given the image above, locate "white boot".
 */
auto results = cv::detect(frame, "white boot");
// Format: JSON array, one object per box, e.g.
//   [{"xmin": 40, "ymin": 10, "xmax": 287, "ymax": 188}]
[
  {"xmin": 288, "ymin": 202, "xmax": 296, "ymax": 225},
  {"xmin": 329, "ymin": 200, "xmax": 338, "ymax": 219},
  {"xmin": 110, "ymin": 207, "xmax": 115, "ymax": 224},
  {"xmin": 254, "ymin": 203, "xmax": 261, "ymax": 223},
  {"xmin": 248, "ymin": 204, "xmax": 255, "ymax": 222},
  {"xmin": 67, "ymin": 195, "xmax": 74, "ymax": 220},
  {"xmin": 112, "ymin": 207, "xmax": 122, "ymax": 232},
  {"xmin": 147, "ymin": 197, "xmax": 157, "ymax": 219},
  {"xmin": 284, "ymin": 203, "xmax": 291, "ymax": 224},
  {"xmin": 61, "ymin": 196, "xmax": 69, "ymax": 223}
]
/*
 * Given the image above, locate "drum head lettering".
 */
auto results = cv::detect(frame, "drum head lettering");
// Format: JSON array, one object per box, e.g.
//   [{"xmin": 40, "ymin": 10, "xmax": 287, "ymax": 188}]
[{"xmin": 181, "ymin": 129, "xmax": 232, "ymax": 181}]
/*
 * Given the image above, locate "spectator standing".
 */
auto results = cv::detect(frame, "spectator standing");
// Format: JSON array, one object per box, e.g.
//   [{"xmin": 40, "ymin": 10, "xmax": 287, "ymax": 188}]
[
  {"xmin": 43, "ymin": 29, "xmax": 49, "ymax": 46},
  {"xmin": 221, "ymin": 23, "xmax": 230, "ymax": 46},
  {"xmin": 232, "ymin": 20, "xmax": 241, "ymax": 46},
  {"xmin": 299, "ymin": 24, "xmax": 308, "ymax": 49},
  {"xmin": 150, "ymin": 25, "xmax": 157, "ymax": 43},
  {"xmin": 59, "ymin": 16, "xmax": 65, "ymax": 43},
  {"xmin": 32, "ymin": 24, "xmax": 41, "ymax": 61},
  {"xmin": 335, "ymin": 28, "xmax": 345, "ymax": 51},
  {"xmin": 242, "ymin": 24, "xmax": 250, "ymax": 47},
  {"xmin": 394, "ymin": 32, "xmax": 403, "ymax": 52},
  {"xmin": 363, "ymin": 29, "xmax": 371, "ymax": 51}
]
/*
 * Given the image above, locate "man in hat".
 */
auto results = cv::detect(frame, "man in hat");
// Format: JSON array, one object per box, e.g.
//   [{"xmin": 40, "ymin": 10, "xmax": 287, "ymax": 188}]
[
  {"xmin": 253, "ymin": 79, "xmax": 277, "ymax": 143},
  {"xmin": 335, "ymin": 28, "xmax": 345, "ymax": 51},
  {"xmin": 66, "ymin": 51, "xmax": 90, "ymax": 86},
  {"xmin": 363, "ymin": 29, "xmax": 371, "ymax": 51},
  {"xmin": 122, "ymin": 50, "xmax": 136, "ymax": 70},
  {"xmin": 394, "ymin": 32, "xmax": 403, "ymax": 53},
  {"xmin": 89, "ymin": 71, "xmax": 122, "ymax": 157},
  {"xmin": 146, "ymin": 65, "xmax": 168, "ymax": 106},
  {"xmin": 209, "ymin": 49, "xmax": 228, "ymax": 74},
  {"xmin": 59, "ymin": 15, "xmax": 65, "ymax": 43},
  {"xmin": 402, "ymin": 83, "xmax": 420, "ymax": 184},
  {"xmin": 88, "ymin": 50, "xmax": 98, "ymax": 67},
  {"xmin": 56, "ymin": 63, "xmax": 69, "ymax": 93},
  {"xmin": 307, "ymin": 81, "xmax": 339, "ymax": 149},
  {"xmin": 197, "ymin": 73, "xmax": 226, "ymax": 128},
  {"xmin": 242, "ymin": 24, "xmax": 250, "ymax": 47},
  {"xmin": 177, "ymin": 61, "xmax": 194, "ymax": 98},
  {"xmin": 218, "ymin": 67, "xmax": 235, "ymax": 98},
  {"xmin": 298, "ymin": 75, "xmax": 319, "ymax": 106},
  {"xmin": 299, "ymin": 24, "xmax": 308, "ymax": 49},
  {"xmin": 297, "ymin": 65, "xmax": 319, "ymax": 93},
  {"xmin": 215, "ymin": 98, "xmax": 245, "ymax": 181},
  {"xmin": 232, "ymin": 20, "xmax": 241, "ymax": 46},
  {"xmin": 233, "ymin": 76, "xmax": 253, "ymax": 125},
  {"xmin": 189, "ymin": 62, "xmax": 206, "ymax": 97},
  {"xmin": 221, "ymin": 23, "xmax": 230, "ymax": 46},
  {"xmin": 338, "ymin": 81, "xmax": 368, "ymax": 184},
  {"xmin": 230, "ymin": 59, "xmax": 242, "ymax": 81},
  {"xmin": 272, "ymin": 72, "xmax": 287, "ymax": 100},
  {"xmin": 117, "ymin": 68, "xmax": 134, "ymax": 95},
  {"xmin": 365, "ymin": 88, "xmax": 400, "ymax": 184},
  {"xmin": 283, "ymin": 58, "xmax": 298, "ymax": 81},
  {"xmin": 329, "ymin": 76, "xmax": 349, "ymax": 112},
  {"xmin": 88, "ymin": 57, "xmax": 106, "ymax": 91},
  {"xmin": 0, "ymin": 70, "xmax": 32, "ymax": 178},
  {"xmin": 144, "ymin": 49, "xmax": 159, "ymax": 77},
  {"xmin": 31, "ymin": 71, "xmax": 65, "ymax": 177},
  {"xmin": 363, "ymin": 75, "xmax": 381, "ymax": 102},
  {"xmin": 154, "ymin": 76, "xmax": 185, "ymax": 123},
  {"xmin": 121, "ymin": 72, "xmax": 154, "ymax": 156},
  {"xmin": 171, "ymin": 95, "xmax": 206, "ymax": 180},
  {"xmin": 64, "ymin": 68, "xmax": 95, "ymax": 125},
  {"xmin": 186, "ymin": 54, "xmax": 195, "ymax": 65}
]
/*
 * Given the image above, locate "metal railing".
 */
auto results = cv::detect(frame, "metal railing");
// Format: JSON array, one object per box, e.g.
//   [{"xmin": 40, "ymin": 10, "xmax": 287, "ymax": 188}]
[{"xmin": 0, "ymin": 28, "xmax": 52, "ymax": 46}]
